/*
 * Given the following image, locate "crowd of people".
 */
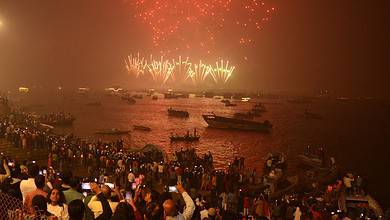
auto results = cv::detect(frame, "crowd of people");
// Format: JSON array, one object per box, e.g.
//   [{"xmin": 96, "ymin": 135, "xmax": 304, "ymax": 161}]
[{"xmin": 0, "ymin": 104, "xmax": 387, "ymax": 219}]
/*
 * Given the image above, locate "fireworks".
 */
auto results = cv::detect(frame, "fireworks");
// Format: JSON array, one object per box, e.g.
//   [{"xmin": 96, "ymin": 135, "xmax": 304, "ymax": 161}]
[
  {"xmin": 188, "ymin": 60, "xmax": 212, "ymax": 86},
  {"xmin": 125, "ymin": 53, "xmax": 148, "ymax": 78},
  {"xmin": 210, "ymin": 60, "xmax": 235, "ymax": 85},
  {"xmin": 125, "ymin": 54, "xmax": 235, "ymax": 87},
  {"xmin": 147, "ymin": 55, "xmax": 175, "ymax": 85},
  {"xmin": 171, "ymin": 56, "xmax": 192, "ymax": 83},
  {"xmin": 126, "ymin": 0, "xmax": 277, "ymax": 57}
]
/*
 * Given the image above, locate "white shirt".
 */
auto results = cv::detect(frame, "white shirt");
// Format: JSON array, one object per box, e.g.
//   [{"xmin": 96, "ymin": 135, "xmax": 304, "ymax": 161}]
[
  {"xmin": 200, "ymin": 209, "xmax": 209, "ymax": 220},
  {"xmin": 20, "ymin": 178, "xmax": 36, "ymax": 203},
  {"xmin": 88, "ymin": 195, "xmax": 118, "ymax": 219},
  {"xmin": 47, "ymin": 203, "xmax": 69, "ymax": 220},
  {"xmin": 166, "ymin": 192, "xmax": 195, "ymax": 220}
]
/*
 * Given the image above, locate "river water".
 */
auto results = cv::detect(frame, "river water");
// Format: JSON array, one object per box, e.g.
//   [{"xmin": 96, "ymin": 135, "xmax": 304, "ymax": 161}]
[{"xmin": 10, "ymin": 91, "xmax": 390, "ymax": 209}]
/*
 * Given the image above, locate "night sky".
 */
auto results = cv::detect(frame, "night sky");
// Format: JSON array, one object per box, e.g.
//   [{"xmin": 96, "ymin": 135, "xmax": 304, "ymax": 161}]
[{"xmin": 0, "ymin": 0, "xmax": 389, "ymax": 97}]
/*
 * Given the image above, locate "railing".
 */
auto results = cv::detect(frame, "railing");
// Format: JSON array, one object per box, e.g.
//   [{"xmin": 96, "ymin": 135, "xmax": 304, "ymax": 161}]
[{"xmin": 0, "ymin": 192, "xmax": 47, "ymax": 220}]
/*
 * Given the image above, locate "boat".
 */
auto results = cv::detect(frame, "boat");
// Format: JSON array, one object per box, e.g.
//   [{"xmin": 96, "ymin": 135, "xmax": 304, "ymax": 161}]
[
  {"xmin": 170, "ymin": 129, "xmax": 200, "ymax": 142},
  {"xmin": 287, "ymin": 97, "xmax": 312, "ymax": 104},
  {"xmin": 202, "ymin": 114, "xmax": 272, "ymax": 132},
  {"xmin": 225, "ymin": 102, "xmax": 237, "ymax": 107},
  {"xmin": 264, "ymin": 152, "xmax": 287, "ymax": 174},
  {"xmin": 170, "ymin": 135, "xmax": 200, "ymax": 142},
  {"xmin": 168, "ymin": 108, "xmax": 189, "ymax": 118},
  {"xmin": 132, "ymin": 94, "xmax": 143, "ymax": 99},
  {"xmin": 223, "ymin": 100, "xmax": 237, "ymax": 107},
  {"xmin": 39, "ymin": 123, "xmax": 54, "ymax": 130},
  {"xmin": 133, "ymin": 125, "xmax": 151, "ymax": 131},
  {"xmin": 298, "ymin": 154, "xmax": 324, "ymax": 167},
  {"xmin": 304, "ymin": 110, "xmax": 322, "ymax": 119},
  {"xmin": 233, "ymin": 112, "xmax": 254, "ymax": 120},
  {"xmin": 56, "ymin": 117, "xmax": 75, "ymax": 126},
  {"xmin": 338, "ymin": 193, "xmax": 384, "ymax": 219},
  {"xmin": 164, "ymin": 93, "xmax": 179, "ymax": 99},
  {"xmin": 297, "ymin": 147, "xmax": 328, "ymax": 168},
  {"xmin": 95, "ymin": 128, "xmax": 130, "ymax": 135},
  {"xmin": 252, "ymin": 103, "xmax": 267, "ymax": 114},
  {"xmin": 248, "ymin": 175, "xmax": 299, "ymax": 200},
  {"xmin": 127, "ymin": 97, "xmax": 136, "ymax": 104},
  {"xmin": 41, "ymin": 117, "xmax": 76, "ymax": 126},
  {"xmin": 121, "ymin": 95, "xmax": 136, "ymax": 104},
  {"xmin": 86, "ymin": 102, "xmax": 102, "ymax": 106},
  {"xmin": 269, "ymin": 175, "xmax": 299, "ymax": 199},
  {"xmin": 303, "ymin": 166, "xmax": 338, "ymax": 187}
]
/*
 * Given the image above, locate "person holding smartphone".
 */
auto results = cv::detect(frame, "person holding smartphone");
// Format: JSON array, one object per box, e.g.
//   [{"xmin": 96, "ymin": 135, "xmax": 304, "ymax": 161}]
[
  {"xmin": 162, "ymin": 183, "xmax": 195, "ymax": 220},
  {"xmin": 87, "ymin": 182, "xmax": 118, "ymax": 219}
]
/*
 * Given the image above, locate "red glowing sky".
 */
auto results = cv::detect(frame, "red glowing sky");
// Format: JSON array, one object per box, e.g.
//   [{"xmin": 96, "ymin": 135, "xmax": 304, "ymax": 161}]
[{"xmin": 0, "ymin": 0, "xmax": 389, "ymax": 96}]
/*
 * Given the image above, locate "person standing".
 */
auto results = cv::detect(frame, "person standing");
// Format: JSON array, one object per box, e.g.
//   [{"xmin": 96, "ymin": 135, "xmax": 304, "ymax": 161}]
[
  {"xmin": 68, "ymin": 199, "xmax": 85, "ymax": 220},
  {"xmin": 88, "ymin": 183, "xmax": 117, "ymax": 219},
  {"xmin": 162, "ymin": 183, "xmax": 195, "ymax": 220},
  {"xmin": 24, "ymin": 175, "xmax": 48, "ymax": 213},
  {"xmin": 63, "ymin": 177, "xmax": 84, "ymax": 204},
  {"xmin": 20, "ymin": 163, "xmax": 39, "ymax": 202},
  {"xmin": 47, "ymin": 188, "xmax": 70, "ymax": 220}
]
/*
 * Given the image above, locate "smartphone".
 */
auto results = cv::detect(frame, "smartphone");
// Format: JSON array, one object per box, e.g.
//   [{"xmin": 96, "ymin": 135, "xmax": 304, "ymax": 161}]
[
  {"xmin": 168, "ymin": 186, "xmax": 178, "ymax": 193},
  {"xmin": 39, "ymin": 170, "xmax": 43, "ymax": 175},
  {"xmin": 125, "ymin": 191, "xmax": 132, "ymax": 201},
  {"xmin": 32, "ymin": 160, "xmax": 36, "ymax": 164},
  {"xmin": 104, "ymin": 182, "xmax": 114, "ymax": 189},
  {"xmin": 8, "ymin": 162, "xmax": 14, "ymax": 167},
  {"xmin": 43, "ymin": 169, "xmax": 47, "ymax": 175},
  {"xmin": 81, "ymin": 183, "xmax": 91, "ymax": 190}
]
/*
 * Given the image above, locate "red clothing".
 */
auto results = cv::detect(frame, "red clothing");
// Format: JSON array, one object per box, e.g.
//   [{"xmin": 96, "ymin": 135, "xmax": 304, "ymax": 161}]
[
  {"xmin": 311, "ymin": 207, "xmax": 322, "ymax": 220},
  {"xmin": 48, "ymin": 154, "xmax": 52, "ymax": 167},
  {"xmin": 262, "ymin": 200, "xmax": 271, "ymax": 219},
  {"xmin": 24, "ymin": 189, "xmax": 48, "ymax": 213},
  {"xmin": 243, "ymin": 197, "xmax": 250, "ymax": 208}
]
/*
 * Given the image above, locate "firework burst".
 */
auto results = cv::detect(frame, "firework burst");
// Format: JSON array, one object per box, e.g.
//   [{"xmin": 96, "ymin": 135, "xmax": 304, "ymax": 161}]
[
  {"xmin": 125, "ymin": 53, "xmax": 235, "ymax": 87},
  {"xmin": 209, "ymin": 60, "xmax": 235, "ymax": 85},
  {"xmin": 125, "ymin": 53, "xmax": 148, "ymax": 78},
  {"xmin": 147, "ymin": 55, "xmax": 175, "ymax": 85},
  {"xmin": 188, "ymin": 60, "xmax": 212, "ymax": 86},
  {"xmin": 127, "ymin": 0, "xmax": 276, "ymax": 57},
  {"xmin": 171, "ymin": 56, "xmax": 192, "ymax": 83}
]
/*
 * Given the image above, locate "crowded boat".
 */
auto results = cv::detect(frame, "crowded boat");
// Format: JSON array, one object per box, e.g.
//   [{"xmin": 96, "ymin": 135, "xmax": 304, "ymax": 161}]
[{"xmin": 170, "ymin": 130, "xmax": 200, "ymax": 142}]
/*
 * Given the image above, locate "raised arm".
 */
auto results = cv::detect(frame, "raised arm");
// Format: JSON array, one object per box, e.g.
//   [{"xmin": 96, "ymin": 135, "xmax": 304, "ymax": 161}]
[{"xmin": 177, "ymin": 183, "xmax": 195, "ymax": 220}]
